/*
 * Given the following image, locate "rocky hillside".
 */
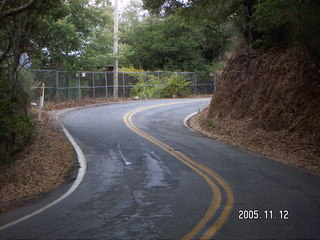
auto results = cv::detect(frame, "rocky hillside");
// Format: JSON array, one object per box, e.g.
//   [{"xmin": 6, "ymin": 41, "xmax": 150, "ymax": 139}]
[{"xmin": 197, "ymin": 49, "xmax": 320, "ymax": 173}]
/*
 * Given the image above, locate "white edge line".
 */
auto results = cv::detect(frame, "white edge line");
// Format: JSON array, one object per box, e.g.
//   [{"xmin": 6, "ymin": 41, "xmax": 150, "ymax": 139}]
[
  {"xmin": 183, "ymin": 112, "xmax": 198, "ymax": 132},
  {"xmin": 0, "ymin": 121, "xmax": 87, "ymax": 231}
]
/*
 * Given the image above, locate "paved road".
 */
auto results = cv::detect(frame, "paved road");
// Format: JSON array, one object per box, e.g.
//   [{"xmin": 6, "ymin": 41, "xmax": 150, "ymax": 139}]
[{"xmin": 0, "ymin": 99, "xmax": 319, "ymax": 239}]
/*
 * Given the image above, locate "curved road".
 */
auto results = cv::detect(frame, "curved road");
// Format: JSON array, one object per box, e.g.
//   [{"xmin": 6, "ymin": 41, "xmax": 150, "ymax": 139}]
[{"xmin": 0, "ymin": 99, "xmax": 319, "ymax": 239}]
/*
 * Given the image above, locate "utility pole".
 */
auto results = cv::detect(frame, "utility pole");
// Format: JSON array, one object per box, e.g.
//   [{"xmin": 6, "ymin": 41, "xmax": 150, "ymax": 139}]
[{"xmin": 113, "ymin": 0, "xmax": 119, "ymax": 99}]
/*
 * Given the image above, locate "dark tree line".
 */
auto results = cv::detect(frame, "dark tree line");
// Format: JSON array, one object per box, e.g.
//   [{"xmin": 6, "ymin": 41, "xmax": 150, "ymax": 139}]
[{"xmin": 142, "ymin": 0, "xmax": 320, "ymax": 64}]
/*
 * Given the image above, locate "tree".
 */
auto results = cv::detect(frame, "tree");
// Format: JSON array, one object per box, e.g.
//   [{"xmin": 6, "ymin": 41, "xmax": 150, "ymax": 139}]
[
  {"xmin": 120, "ymin": 0, "xmax": 145, "ymax": 32},
  {"xmin": 142, "ymin": 0, "xmax": 320, "ymax": 61},
  {"xmin": 121, "ymin": 11, "xmax": 228, "ymax": 71},
  {"xmin": 32, "ymin": 0, "xmax": 114, "ymax": 71},
  {"xmin": 142, "ymin": 0, "xmax": 256, "ymax": 50},
  {"xmin": 0, "ymin": 0, "xmax": 63, "ymax": 164},
  {"xmin": 0, "ymin": 0, "xmax": 38, "ymax": 21},
  {"xmin": 0, "ymin": 0, "xmax": 117, "ymax": 163},
  {"xmin": 251, "ymin": 0, "xmax": 320, "ymax": 62}
]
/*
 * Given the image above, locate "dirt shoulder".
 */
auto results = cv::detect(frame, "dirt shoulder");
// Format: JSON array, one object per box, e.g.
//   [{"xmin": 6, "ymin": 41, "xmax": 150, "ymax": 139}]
[
  {"xmin": 0, "ymin": 111, "xmax": 74, "ymax": 214},
  {"xmin": 188, "ymin": 108, "xmax": 320, "ymax": 175},
  {"xmin": 0, "ymin": 98, "xmax": 121, "ymax": 214}
]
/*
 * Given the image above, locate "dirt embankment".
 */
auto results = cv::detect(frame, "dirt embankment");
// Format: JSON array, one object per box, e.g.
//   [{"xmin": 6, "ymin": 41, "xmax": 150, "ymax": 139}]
[{"xmin": 191, "ymin": 49, "xmax": 320, "ymax": 174}]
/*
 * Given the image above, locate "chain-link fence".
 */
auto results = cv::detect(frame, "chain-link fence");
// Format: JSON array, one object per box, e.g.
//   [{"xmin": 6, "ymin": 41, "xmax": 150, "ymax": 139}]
[{"xmin": 30, "ymin": 70, "xmax": 215, "ymax": 101}]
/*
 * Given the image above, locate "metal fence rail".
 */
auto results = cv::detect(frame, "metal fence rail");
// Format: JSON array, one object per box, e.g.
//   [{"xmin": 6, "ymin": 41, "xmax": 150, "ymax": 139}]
[{"xmin": 29, "ymin": 70, "xmax": 215, "ymax": 101}]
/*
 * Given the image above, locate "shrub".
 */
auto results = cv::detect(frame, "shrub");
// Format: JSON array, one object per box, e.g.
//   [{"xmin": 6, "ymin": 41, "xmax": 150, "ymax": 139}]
[
  {"xmin": 130, "ymin": 74, "xmax": 163, "ymax": 98},
  {"xmin": 121, "ymin": 67, "xmax": 191, "ymax": 98},
  {"xmin": 0, "ymin": 70, "xmax": 34, "ymax": 165},
  {"xmin": 162, "ymin": 74, "xmax": 191, "ymax": 98}
]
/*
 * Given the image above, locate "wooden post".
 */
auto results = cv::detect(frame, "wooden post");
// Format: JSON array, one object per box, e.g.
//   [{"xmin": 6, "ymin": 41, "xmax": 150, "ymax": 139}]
[{"xmin": 38, "ymin": 83, "xmax": 45, "ymax": 121}]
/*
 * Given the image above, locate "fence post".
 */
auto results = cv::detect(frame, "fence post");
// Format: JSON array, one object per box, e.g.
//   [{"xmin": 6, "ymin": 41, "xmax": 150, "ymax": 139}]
[
  {"xmin": 105, "ymin": 71, "xmax": 108, "ymax": 99},
  {"xmin": 122, "ymin": 72, "xmax": 125, "ymax": 99},
  {"xmin": 93, "ymin": 73, "xmax": 95, "ymax": 99},
  {"xmin": 78, "ymin": 73, "xmax": 81, "ymax": 100},
  {"xmin": 38, "ymin": 83, "xmax": 45, "ymax": 121},
  {"xmin": 158, "ymin": 72, "xmax": 161, "ymax": 98},
  {"xmin": 55, "ymin": 71, "xmax": 59, "ymax": 100},
  {"xmin": 194, "ymin": 73, "xmax": 198, "ymax": 95}
]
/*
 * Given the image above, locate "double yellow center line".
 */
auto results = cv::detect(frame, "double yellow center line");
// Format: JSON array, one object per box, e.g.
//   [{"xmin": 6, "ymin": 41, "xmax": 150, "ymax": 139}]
[{"xmin": 123, "ymin": 100, "xmax": 234, "ymax": 239}]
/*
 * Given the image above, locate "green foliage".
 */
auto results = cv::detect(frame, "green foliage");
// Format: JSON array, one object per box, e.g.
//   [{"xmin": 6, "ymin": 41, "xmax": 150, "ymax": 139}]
[
  {"xmin": 162, "ymin": 74, "xmax": 191, "ymax": 98},
  {"xmin": 251, "ymin": 0, "xmax": 320, "ymax": 61},
  {"xmin": 18, "ymin": 70, "xmax": 36, "ymax": 100},
  {"xmin": 205, "ymin": 60, "xmax": 225, "ymax": 73},
  {"xmin": 143, "ymin": 0, "xmax": 320, "ymax": 64},
  {"xmin": 120, "ymin": 0, "xmax": 144, "ymax": 31},
  {"xmin": 131, "ymin": 74, "xmax": 163, "ymax": 99},
  {"xmin": 32, "ymin": 1, "xmax": 114, "ymax": 71},
  {"xmin": 0, "ymin": 1, "xmax": 48, "ymax": 164},
  {"xmin": 127, "ymin": 67, "xmax": 191, "ymax": 98},
  {"xmin": 121, "ymin": 67, "xmax": 161, "ymax": 98},
  {"xmin": 0, "ymin": 75, "xmax": 34, "ymax": 165},
  {"xmin": 14, "ymin": 113, "xmax": 35, "ymax": 142},
  {"xmin": 121, "ymin": 3, "xmax": 230, "ymax": 72},
  {"xmin": 250, "ymin": 0, "xmax": 294, "ymax": 48},
  {"xmin": 120, "ymin": 66, "xmax": 147, "ymax": 81}
]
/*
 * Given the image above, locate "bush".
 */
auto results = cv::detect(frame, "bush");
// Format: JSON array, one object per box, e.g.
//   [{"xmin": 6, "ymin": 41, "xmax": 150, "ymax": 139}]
[
  {"xmin": 162, "ymin": 74, "xmax": 191, "ymax": 98},
  {"xmin": 14, "ymin": 113, "xmax": 35, "ymax": 144},
  {"xmin": 130, "ymin": 74, "xmax": 163, "ymax": 98},
  {"xmin": 122, "ymin": 67, "xmax": 191, "ymax": 98},
  {"xmin": 131, "ymin": 73, "xmax": 191, "ymax": 98},
  {"xmin": 0, "ymin": 70, "xmax": 34, "ymax": 165}
]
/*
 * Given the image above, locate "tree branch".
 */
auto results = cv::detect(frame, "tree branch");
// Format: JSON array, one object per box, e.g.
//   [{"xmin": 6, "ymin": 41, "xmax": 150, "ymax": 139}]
[{"xmin": 0, "ymin": 0, "xmax": 38, "ymax": 21}]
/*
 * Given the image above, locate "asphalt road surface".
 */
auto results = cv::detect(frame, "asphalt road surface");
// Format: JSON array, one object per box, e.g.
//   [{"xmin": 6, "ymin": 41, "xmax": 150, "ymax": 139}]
[{"xmin": 0, "ymin": 99, "xmax": 319, "ymax": 239}]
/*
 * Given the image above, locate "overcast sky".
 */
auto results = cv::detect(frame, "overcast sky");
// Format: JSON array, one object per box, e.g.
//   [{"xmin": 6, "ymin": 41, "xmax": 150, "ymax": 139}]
[{"xmin": 111, "ymin": 0, "xmax": 133, "ymax": 12}]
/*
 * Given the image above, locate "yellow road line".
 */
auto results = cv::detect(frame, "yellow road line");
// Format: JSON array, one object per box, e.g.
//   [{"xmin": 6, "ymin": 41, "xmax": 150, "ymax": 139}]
[
  {"xmin": 125, "ymin": 112, "xmax": 221, "ymax": 239},
  {"xmin": 123, "ymin": 100, "xmax": 234, "ymax": 239},
  {"xmin": 175, "ymin": 152, "xmax": 234, "ymax": 239}
]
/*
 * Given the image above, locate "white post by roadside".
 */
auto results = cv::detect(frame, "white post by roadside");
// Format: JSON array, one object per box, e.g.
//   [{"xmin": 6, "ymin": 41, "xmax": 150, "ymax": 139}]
[{"xmin": 38, "ymin": 83, "xmax": 45, "ymax": 121}]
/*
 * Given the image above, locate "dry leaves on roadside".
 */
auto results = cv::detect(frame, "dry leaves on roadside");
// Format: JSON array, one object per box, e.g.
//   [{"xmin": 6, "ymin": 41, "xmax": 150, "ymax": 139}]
[
  {"xmin": 188, "ymin": 108, "xmax": 320, "ymax": 175},
  {"xmin": 0, "ymin": 112, "xmax": 75, "ymax": 214}
]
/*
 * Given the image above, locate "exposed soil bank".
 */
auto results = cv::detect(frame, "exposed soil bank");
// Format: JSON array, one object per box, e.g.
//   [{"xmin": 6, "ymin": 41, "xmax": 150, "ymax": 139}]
[{"xmin": 190, "ymin": 49, "xmax": 320, "ymax": 174}]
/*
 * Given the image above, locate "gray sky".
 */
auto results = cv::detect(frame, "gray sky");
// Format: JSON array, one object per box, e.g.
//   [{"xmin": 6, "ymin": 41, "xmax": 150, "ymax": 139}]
[{"xmin": 111, "ymin": 0, "xmax": 133, "ymax": 12}]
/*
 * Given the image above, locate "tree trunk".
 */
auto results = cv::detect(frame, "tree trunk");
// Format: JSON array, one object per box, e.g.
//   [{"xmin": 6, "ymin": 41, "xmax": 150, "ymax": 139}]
[{"xmin": 243, "ymin": 0, "xmax": 255, "ymax": 53}]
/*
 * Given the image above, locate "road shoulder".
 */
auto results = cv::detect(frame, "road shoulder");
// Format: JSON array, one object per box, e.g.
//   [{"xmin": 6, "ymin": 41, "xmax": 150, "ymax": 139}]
[{"xmin": 187, "ymin": 108, "xmax": 320, "ymax": 175}]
